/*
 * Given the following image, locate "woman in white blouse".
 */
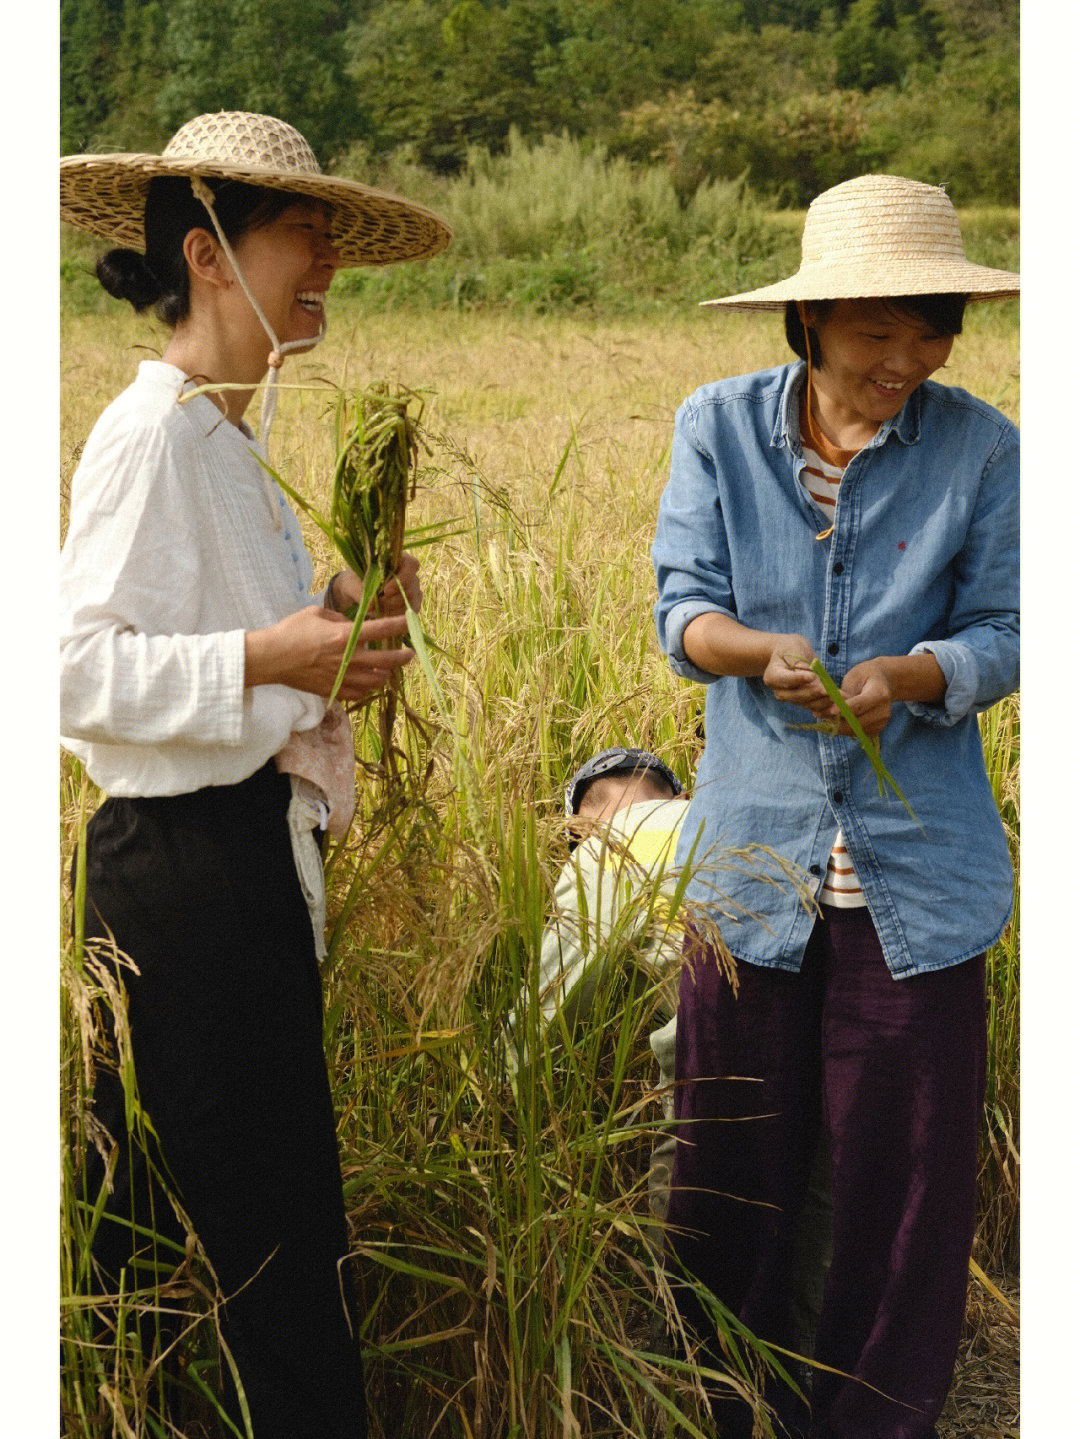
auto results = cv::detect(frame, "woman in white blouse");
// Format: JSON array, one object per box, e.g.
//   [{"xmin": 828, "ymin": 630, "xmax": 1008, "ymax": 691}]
[{"xmin": 60, "ymin": 112, "xmax": 451, "ymax": 1437}]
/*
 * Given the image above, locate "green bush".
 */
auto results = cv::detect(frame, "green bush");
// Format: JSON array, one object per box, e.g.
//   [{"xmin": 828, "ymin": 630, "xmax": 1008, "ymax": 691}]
[
  {"xmin": 62, "ymin": 131, "xmax": 1018, "ymax": 317},
  {"xmin": 330, "ymin": 130, "xmax": 803, "ymax": 312}
]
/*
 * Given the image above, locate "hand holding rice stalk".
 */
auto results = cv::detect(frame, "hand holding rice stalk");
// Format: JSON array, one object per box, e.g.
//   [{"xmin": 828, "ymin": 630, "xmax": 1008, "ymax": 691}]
[
  {"xmin": 782, "ymin": 653, "xmax": 920, "ymax": 824},
  {"xmin": 263, "ymin": 382, "xmax": 448, "ymax": 767}
]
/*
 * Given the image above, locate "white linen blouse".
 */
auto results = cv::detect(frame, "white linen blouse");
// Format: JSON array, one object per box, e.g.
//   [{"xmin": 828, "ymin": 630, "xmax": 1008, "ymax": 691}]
[{"xmin": 60, "ymin": 360, "xmax": 327, "ymax": 796}]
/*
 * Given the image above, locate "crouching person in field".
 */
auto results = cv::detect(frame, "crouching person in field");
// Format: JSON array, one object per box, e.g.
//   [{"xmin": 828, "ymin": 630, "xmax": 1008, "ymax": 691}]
[
  {"xmin": 536, "ymin": 747, "xmax": 689, "ymax": 1230},
  {"xmin": 514, "ymin": 746, "xmax": 833, "ymax": 1374}
]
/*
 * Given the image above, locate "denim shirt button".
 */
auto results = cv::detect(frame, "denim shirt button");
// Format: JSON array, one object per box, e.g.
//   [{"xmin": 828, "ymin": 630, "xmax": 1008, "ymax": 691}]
[
  {"xmin": 809, "ymin": 863, "xmax": 822, "ymax": 876},
  {"xmin": 828, "ymin": 641, "xmax": 839, "ymax": 655},
  {"xmin": 833, "ymin": 562, "xmax": 844, "ymax": 575},
  {"xmin": 833, "ymin": 791, "xmax": 844, "ymax": 804}
]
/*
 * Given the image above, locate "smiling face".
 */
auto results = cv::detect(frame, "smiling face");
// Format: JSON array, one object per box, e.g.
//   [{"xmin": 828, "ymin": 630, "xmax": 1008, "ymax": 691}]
[
  {"xmin": 226, "ymin": 199, "xmax": 341, "ymax": 354},
  {"xmin": 798, "ymin": 297, "xmax": 955, "ymax": 449}
]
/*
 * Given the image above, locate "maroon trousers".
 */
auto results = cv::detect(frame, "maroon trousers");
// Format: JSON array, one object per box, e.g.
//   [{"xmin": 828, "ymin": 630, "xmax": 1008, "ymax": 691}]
[{"xmin": 665, "ymin": 907, "xmax": 985, "ymax": 1439}]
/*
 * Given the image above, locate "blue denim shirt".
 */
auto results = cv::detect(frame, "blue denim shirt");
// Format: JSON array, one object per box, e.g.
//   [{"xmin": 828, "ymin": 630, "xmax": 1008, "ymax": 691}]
[{"xmin": 652, "ymin": 361, "xmax": 1018, "ymax": 977}]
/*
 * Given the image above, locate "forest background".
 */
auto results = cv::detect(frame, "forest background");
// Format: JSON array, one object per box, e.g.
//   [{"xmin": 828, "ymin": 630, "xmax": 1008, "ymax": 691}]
[
  {"xmin": 60, "ymin": 0, "xmax": 1021, "ymax": 321},
  {"xmin": 62, "ymin": 0, "xmax": 1017, "ymax": 208}
]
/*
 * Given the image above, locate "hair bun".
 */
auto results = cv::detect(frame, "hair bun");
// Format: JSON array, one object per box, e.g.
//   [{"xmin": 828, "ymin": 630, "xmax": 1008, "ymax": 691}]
[{"xmin": 95, "ymin": 247, "xmax": 163, "ymax": 311}]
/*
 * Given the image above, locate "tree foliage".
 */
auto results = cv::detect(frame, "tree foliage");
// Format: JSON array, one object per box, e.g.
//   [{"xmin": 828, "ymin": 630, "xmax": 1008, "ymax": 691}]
[
  {"xmin": 155, "ymin": 0, "xmax": 360, "ymax": 161},
  {"xmin": 61, "ymin": 0, "xmax": 124, "ymax": 152},
  {"xmin": 61, "ymin": 0, "xmax": 1017, "ymax": 204}
]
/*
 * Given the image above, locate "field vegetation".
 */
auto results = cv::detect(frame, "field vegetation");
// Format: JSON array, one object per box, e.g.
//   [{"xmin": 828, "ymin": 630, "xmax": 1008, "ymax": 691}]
[
  {"xmin": 61, "ymin": 133, "xmax": 1019, "ymax": 320},
  {"xmin": 60, "ymin": 168, "xmax": 1018, "ymax": 1437}
]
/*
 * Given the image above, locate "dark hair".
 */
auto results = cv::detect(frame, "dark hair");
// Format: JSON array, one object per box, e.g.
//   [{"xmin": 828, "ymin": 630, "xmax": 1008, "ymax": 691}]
[
  {"xmin": 784, "ymin": 294, "xmax": 967, "ymax": 366},
  {"xmin": 95, "ymin": 177, "xmax": 302, "ymax": 325},
  {"xmin": 576, "ymin": 768, "xmax": 678, "ymax": 814}
]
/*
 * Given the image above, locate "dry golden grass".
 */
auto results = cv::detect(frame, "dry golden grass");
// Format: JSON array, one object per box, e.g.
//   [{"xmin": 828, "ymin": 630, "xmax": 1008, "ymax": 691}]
[
  {"xmin": 61, "ymin": 299, "xmax": 1019, "ymax": 565},
  {"xmin": 61, "ymin": 299, "xmax": 1020, "ymax": 1438}
]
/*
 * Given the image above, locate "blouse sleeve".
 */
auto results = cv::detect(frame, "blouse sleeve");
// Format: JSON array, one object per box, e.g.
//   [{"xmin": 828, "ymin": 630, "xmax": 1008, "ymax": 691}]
[{"xmin": 60, "ymin": 410, "xmax": 249, "ymax": 748}]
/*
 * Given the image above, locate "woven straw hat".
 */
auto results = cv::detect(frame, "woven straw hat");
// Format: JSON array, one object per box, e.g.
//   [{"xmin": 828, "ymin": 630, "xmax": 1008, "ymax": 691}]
[
  {"xmin": 703, "ymin": 174, "xmax": 1018, "ymax": 310},
  {"xmin": 60, "ymin": 110, "xmax": 452, "ymax": 267}
]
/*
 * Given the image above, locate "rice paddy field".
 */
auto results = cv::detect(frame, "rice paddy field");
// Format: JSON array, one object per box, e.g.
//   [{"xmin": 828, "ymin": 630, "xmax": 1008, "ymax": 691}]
[{"xmin": 60, "ymin": 295, "xmax": 1019, "ymax": 1437}]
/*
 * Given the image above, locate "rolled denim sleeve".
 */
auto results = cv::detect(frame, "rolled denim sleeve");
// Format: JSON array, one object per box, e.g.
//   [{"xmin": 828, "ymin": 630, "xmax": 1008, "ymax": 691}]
[
  {"xmin": 906, "ymin": 639, "xmax": 979, "ymax": 724},
  {"xmin": 906, "ymin": 419, "xmax": 1019, "ymax": 726},
  {"xmin": 652, "ymin": 397, "xmax": 738, "ymax": 684}
]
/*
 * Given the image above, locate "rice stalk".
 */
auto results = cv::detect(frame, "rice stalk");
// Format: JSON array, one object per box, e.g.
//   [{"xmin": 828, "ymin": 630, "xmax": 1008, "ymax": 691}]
[
  {"xmin": 976, "ymin": 694, "xmax": 1020, "ymax": 1267},
  {"xmin": 782, "ymin": 653, "xmax": 918, "ymax": 822}
]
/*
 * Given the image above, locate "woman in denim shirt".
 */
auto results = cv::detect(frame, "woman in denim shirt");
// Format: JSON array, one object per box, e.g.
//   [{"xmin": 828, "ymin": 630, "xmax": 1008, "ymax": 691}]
[{"xmin": 651, "ymin": 175, "xmax": 1018, "ymax": 1439}]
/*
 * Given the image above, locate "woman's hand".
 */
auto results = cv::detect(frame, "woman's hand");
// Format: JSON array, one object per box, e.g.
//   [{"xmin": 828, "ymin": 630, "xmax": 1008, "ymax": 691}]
[
  {"xmin": 332, "ymin": 553, "xmax": 422, "ymax": 618},
  {"xmin": 833, "ymin": 660, "xmax": 895, "ymax": 737},
  {"xmin": 834, "ymin": 652, "xmax": 946, "ymax": 736},
  {"xmin": 763, "ymin": 635, "xmax": 833, "ymax": 715},
  {"xmin": 765, "ymin": 648, "xmax": 895, "ymax": 735},
  {"xmin": 244, "ymin": 606, "xmax": 413, "ymax": 701}
]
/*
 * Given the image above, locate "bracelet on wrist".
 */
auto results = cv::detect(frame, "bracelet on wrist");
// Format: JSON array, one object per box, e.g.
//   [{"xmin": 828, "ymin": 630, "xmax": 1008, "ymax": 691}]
[{"xmin": 325, "ymin": 571, "xmax": 343, "ymax": 611}]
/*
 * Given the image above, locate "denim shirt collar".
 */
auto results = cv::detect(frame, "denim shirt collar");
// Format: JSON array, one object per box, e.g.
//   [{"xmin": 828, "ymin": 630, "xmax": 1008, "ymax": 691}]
[{"xmin": 771, "ymin": 361, "xmax": 924, "ymax": 455}]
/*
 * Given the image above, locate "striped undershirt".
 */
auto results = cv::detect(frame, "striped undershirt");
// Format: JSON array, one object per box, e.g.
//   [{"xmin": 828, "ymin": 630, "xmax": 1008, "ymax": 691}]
[{"xmin": 799, "ymin": 389, "xmax": 866, "ymax": 909}]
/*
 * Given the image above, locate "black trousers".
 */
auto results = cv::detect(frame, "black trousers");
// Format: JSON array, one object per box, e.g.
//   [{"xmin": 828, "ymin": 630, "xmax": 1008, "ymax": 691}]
[{"xmin": 76, "ymin": 762, "xmax": 367, "ymax": 1438}]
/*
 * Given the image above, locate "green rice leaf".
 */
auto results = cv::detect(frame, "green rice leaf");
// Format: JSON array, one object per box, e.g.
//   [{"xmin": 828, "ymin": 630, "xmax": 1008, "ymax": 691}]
[
  {"xmin": 73, "ymin": 772, "xmax": 88, "ymax": 975},
  {"xmin": 326, "ymin": 565, "xmax": 383, "ymax": 709},
  {"xmin": 256, "ymin": 452, "xmax": 365, "ymax": 574},
  {"xmin": 805, "ymin": 656, "xmax": 918, "ymax": 822}
]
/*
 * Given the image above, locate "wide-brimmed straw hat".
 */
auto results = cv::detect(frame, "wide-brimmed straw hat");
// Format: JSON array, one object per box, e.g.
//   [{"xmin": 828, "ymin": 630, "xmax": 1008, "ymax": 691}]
[
  {"xmin": 703, "ymin": 173, "xmax": 1018, "ymax": 310},
  {"xmin": 60, "ymin": 110, "xmax": 452, "ymax": 267}
]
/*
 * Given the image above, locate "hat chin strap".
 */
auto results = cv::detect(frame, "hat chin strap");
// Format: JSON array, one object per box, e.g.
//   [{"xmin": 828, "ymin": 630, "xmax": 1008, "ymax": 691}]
[{"xmin": 190, "ymin": 176, "xmax": 326, "ymax": 442}]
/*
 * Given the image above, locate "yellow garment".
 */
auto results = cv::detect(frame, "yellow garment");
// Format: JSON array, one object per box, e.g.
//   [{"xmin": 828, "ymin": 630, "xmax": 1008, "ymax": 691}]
[{"xmin": 510, "ymin": 796, "xmax": 690, "ymax": 1081}]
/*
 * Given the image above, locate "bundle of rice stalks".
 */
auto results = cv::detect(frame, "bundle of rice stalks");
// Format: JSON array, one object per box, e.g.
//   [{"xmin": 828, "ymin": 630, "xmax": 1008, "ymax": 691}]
[
  {"xmin": 325, "ymin": 384, "xmax": 426, "ymax": 776},
  {"xmin": 328, "ymin": 382, "xmax": 422, "ymax": 592},
  {"xmin": 264, "ymin": 383, "xmax": 439, "ymax": 779}
]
